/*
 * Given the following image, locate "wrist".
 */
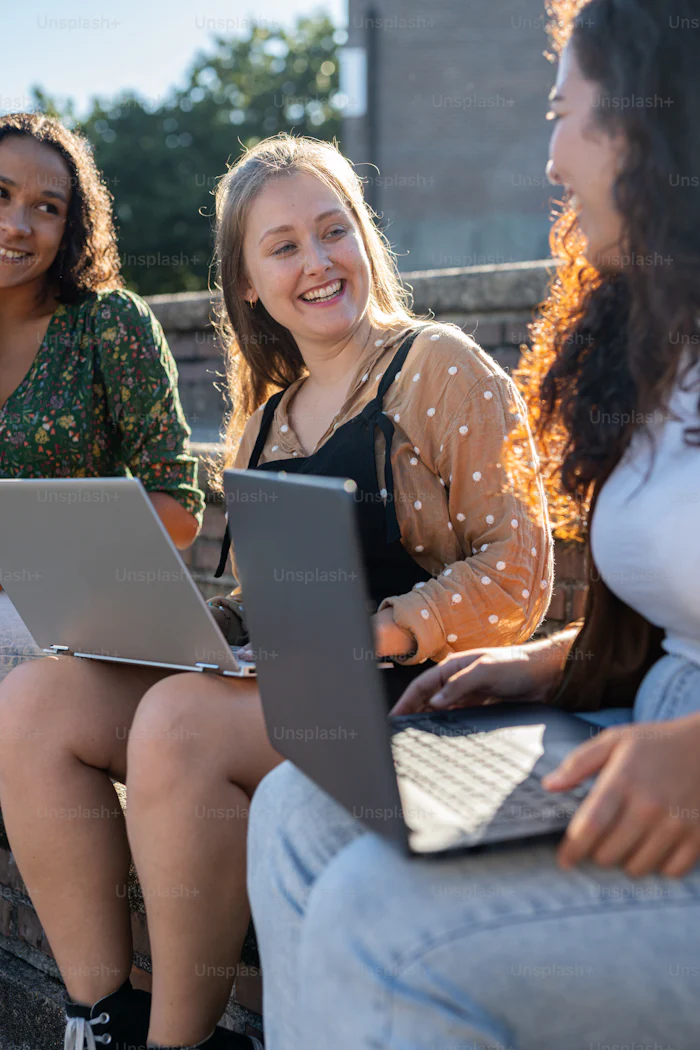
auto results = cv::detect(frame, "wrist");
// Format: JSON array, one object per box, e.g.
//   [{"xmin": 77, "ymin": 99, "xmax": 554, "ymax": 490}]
[
  {"xmin": 375, "ymin": 612, "xmax": 417, "ymax": 659},
  {"xmin": 521, "ymin": 634, "xmax": 573, "ymax": 701}
]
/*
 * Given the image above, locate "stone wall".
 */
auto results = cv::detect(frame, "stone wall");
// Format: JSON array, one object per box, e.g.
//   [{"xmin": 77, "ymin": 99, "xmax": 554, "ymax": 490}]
[{"xmin": 149, "ymin": 259, "xmax": 587, "ymax": 629}]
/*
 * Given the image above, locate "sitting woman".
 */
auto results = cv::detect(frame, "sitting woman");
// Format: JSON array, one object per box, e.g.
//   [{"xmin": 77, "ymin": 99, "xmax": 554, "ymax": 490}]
[
  {"xmin": 0, "ymin": 134, "xmax": 551, "ymax": 1050},
  {"xmin": 0, "ymin": 113, "xmax": 204, "ymax": 680},
  {"xmin": 246, "ymin": 2, "xmax": 700, "ymax": 1048}
]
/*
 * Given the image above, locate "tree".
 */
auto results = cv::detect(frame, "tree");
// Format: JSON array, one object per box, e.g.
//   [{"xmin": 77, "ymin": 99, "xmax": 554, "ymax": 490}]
[{"xmin": 37, "ymin": 16, "xmax": 343, "ymax": 294}]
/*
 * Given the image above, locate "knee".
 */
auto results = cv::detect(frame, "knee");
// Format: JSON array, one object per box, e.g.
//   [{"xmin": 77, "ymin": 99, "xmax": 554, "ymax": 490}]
[
  {"xmin": 248, "ymin": 763, "xmax": 363, "ymax": 923},
  {"xmin": 0, "ymin": 659, "xmax": 74, "ymax": 767},
  {"xmin": 127, "ymin": 673, "xmax": 207, "ymax": 798},
  {"xmin": 249, "ymin": 762, "xmax": 328, "ymax": 857},
  {"xmin": 306, "ymin": 835, "xmax": 384, "ymax": 934},
  {"xmin": 250, "ymin": 762, "xmax": 310, "ymax": 829}
]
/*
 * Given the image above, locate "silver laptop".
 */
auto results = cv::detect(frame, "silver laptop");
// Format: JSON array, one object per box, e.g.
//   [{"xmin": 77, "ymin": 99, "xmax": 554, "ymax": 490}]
[
  {"xmin": 0, "ymin": 478, "xmax": 254, "ymax": 677},
  {"xmin": 224, "ymin": 468, "xmax": 596, "ymax": 857}
]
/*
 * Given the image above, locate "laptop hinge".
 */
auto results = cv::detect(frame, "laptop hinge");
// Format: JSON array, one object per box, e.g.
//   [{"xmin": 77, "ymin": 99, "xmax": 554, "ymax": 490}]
[
  {"xmin": 43, "ymin": 644, "xmax": 72, "ymax": 655},
  {"xmin": 195, "ymin": 662, "xmax": 222, "ymax": 673}
]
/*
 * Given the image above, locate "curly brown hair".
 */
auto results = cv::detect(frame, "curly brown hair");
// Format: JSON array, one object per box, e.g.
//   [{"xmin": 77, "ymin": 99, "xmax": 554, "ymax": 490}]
[
  {"xmin": 0, "ymin": 113, "xmax": 123, "ymax": 304},
  {"xmin": 507, "ymin": 0, "xmax": 700, "ymax": 542}
]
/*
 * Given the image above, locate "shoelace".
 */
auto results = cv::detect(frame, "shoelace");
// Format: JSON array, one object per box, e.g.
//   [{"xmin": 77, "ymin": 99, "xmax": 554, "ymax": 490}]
[{"xmin": 64, "ymin": 1012, "xmax": 111, "ymax": 1050}]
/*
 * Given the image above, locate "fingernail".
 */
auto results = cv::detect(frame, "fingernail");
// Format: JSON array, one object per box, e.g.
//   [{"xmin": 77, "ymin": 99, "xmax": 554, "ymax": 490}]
[{"xmin": 430, "ymin": 692, "xmax": 445, "ymax": 707}]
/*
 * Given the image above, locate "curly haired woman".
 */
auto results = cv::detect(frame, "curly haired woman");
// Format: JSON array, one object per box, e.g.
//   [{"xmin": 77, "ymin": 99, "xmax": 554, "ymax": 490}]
[{"xmin": 247, "ymin": 2, "xmax": 700, "ymax": 1047}]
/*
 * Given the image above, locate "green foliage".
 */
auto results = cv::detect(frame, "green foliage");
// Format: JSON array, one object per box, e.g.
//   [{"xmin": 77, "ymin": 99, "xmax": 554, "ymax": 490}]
[{"xmin": 35, "ymin": 16, "xmax": 342, "ymax": 294}]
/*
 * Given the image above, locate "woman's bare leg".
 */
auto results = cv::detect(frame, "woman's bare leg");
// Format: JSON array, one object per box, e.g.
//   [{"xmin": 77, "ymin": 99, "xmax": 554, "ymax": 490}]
[
  {"xmin": 126, "ymin": 672, "xmax": 282, "ymax": 1046},
  {"xmin": 0, "ymin": 655, "xmax": 169, "ymax": 1004}
]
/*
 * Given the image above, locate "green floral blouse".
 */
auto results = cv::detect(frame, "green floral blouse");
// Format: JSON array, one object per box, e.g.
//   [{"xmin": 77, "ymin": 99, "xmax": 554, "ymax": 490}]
[{"xmin": 0, "ymin": 289, "xmax": 205, "ymax": 525}]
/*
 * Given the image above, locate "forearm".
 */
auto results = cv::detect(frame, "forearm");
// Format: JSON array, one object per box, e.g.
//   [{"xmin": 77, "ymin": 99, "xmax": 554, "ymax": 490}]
[{"xmin": 148, "ymin": 492, "xmax": 200, "ymax": 549}]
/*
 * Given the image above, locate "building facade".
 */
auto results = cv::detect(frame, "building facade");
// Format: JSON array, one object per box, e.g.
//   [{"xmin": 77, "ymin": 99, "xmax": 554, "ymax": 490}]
[{"xmin": 341, "ymin": 0, "xmax": 561, "ymax": 270}]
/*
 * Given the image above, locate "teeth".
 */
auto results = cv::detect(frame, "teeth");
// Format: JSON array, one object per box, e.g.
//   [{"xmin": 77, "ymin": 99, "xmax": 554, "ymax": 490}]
[
  {"xmin": 0, "ymin": 247, "xmax": 30, "ymax": 259},
  {"xmin": 301, "ymin": 279, "xmax": 342, "ymax": 302}
]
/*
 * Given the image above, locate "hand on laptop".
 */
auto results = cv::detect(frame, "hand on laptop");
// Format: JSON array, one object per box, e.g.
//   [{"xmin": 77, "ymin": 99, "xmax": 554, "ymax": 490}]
[
  {"xmin": 390, "ymin": 639, "xmax": 566, "ymax": 715},
  {"xmin": 543, "ymin": 714, "xmax": 700, "ymax": 877}
]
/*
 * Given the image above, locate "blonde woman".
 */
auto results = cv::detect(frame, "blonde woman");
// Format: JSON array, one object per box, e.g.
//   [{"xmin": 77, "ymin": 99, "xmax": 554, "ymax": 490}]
[{"xmin": 0, "ymin": 134, "xmax": 552, "ymax": 1050}]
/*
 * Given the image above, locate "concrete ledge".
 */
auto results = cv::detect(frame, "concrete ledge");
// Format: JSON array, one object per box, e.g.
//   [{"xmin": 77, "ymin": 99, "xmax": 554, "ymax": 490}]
[
  {"xmin": 402, "ymin": 259, "xmax": 555, "ymax": 315},
  {"xmin": 147, "ymin": 260, "xmax": 556, "ymax": 333}
]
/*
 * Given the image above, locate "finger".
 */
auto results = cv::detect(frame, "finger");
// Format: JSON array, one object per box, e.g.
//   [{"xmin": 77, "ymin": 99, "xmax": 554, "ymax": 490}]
[
  {"xmin": 661, "ymin": 835, "xmax": 700, "ymax": 879},
  {"xmin": 590, "ymin": 804, "xmax": 653, "ymax": 868},
  {"xmin": 557, "ymin": 775, "xmax": 626, "ymax": 869},
  {"xmin": 622, "ymin": 821, "xmax": 686, "ymax": 878},
  {"xmin": 390, "ymin": 654, "xmax": 480, "ymax": 715},
  {"xmin": 543, "ymin": 728, "xmax": 623, "ymax": 792}
]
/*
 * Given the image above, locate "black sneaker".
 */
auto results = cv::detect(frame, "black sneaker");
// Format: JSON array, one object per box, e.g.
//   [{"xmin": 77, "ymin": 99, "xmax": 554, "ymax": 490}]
[{"xmin": 64, "ymin": 978, "xmax": 151, "ymax": 1050}]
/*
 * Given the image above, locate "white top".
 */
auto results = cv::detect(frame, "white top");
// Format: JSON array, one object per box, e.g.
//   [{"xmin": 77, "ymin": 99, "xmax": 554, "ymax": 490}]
[{"xmin": 591, "ymin": 357, "xmax": 700, "ymax": 667}]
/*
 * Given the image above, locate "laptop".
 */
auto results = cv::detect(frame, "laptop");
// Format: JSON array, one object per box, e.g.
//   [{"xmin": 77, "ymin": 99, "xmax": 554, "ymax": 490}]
[
  {"xmin": 224, "ymin": 468, "xmax": 597, "ymax": 857},
  {"xmin": 0, "ymin": 478, "xmax": 254, "ymax": 678}
]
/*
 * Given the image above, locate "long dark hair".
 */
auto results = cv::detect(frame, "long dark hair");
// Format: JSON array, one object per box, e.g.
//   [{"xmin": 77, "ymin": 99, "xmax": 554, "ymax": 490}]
[
  {"xmin": 0, "ymin": 113, "xmax": 122, "ymax": 304},
  {"xmin": 508, "ymin": 0, "xmax": 700, "ymax": 541}
]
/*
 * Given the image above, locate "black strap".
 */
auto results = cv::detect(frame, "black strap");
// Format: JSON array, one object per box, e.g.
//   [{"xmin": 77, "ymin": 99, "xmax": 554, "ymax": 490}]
[
  {"xmin": 213, "ymin": 390, "xmax": 286, "ymax": 579},
  {"xmin": 248, "ymin": 391, "xmax": 286, "ymax": 470},
  {"xmin": 373, "ymin": 410, "xmax": 402, "ymax": 544},
  {"xmin": 214, "ymin": 330, "xmax": 421, "ymax": 577},
  {"xmin": 374, "ymin": 328, "xmax": 421, "ymax": 403},
  {"xmin": 368, "ymin": 328, "xmax": 421, "ymax": 544}
]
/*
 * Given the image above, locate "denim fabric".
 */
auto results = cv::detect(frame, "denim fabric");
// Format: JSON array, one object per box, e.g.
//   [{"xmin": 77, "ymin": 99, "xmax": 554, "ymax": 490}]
[{"xmin": 248, "ymin": 655, "xmax": 700, "ymax": 1049}]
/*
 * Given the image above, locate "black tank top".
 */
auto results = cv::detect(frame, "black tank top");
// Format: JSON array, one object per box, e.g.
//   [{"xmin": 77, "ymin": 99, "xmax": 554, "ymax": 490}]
[{"xmin": 214, "ymin": 329, "xmax": 434, "ymax": 697}]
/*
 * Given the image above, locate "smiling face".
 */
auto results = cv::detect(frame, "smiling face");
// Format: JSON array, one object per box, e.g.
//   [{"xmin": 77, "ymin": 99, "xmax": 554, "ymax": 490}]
[
  {"xmin": 0, "ymin": 134, "xmax": 71, "ymax": 294},
  {"xmin": 546, "ymin": 42, "xmax": 626, "ymax": 271},
  {"xmin": 241, "ymin": 171, "xmax": 373, "ymax": 345}
]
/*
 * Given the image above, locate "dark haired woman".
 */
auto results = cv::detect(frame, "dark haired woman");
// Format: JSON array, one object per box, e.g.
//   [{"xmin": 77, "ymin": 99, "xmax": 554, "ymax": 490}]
[
  {"xmin": 0, "ymin": 113, "xmax": 205, "ymax": 681},
  {"xmin": 246, "ymin": 2, "xmax": 700, "ymax": 1047}
]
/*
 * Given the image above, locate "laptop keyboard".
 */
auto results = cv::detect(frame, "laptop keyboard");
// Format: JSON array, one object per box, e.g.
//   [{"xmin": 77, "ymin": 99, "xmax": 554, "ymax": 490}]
[{"xmin": 390, "ymin": 714, "xmax": 589, "ymax": 840}]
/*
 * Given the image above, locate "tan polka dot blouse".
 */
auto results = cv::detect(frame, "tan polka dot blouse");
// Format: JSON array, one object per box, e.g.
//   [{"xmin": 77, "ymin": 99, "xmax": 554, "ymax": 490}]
[{"xmin": 224, "ymin": 323, "xmax": 553, "ymax": 664}]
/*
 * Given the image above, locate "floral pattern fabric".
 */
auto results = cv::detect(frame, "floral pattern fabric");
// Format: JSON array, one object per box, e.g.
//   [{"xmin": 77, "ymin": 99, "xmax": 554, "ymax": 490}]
[{"xmin": 0, "ymin": 289, "xmax": 205, "ymax": 524}]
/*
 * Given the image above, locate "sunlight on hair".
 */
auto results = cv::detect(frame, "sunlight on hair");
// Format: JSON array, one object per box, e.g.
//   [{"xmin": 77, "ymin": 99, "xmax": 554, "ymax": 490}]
[{"xmin": 208, "ymin": 133, "xmax": 428, "ymax": 491}]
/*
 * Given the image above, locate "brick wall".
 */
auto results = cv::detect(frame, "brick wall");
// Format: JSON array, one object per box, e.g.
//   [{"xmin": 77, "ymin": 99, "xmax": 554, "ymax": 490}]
[{"xmin": 343, "ymin": 0, "xmax": 558, "ymax": 270}]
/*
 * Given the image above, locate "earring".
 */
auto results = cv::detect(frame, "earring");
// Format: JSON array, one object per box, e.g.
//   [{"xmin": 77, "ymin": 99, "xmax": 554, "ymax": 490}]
[{"xmin": 248, "ymin": 298, "xmax": 257, "ymax": 309}]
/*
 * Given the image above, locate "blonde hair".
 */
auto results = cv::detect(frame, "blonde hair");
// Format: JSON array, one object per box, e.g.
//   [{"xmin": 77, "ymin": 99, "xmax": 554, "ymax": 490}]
[{"xmin": 211, "ymin": 133, "xmax": 424, "ymax": 487}]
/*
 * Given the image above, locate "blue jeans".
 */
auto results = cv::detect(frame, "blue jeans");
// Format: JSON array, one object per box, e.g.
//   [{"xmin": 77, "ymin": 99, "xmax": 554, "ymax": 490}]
[{"xmin": 248, "ymin": 655, "xmax": 700, "ymax": 1050}]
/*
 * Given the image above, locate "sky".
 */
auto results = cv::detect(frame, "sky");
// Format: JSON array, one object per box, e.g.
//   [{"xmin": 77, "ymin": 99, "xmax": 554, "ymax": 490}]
[{"xmin": 3, "ymin": 0, "xmax": 347, "ymax": 118}]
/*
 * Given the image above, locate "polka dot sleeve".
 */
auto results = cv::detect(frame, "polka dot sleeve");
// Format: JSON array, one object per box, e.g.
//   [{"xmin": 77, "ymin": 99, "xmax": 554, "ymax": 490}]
[{"xmin": 378, "ymin": 366, "xmax": 553, "ymax": 664}]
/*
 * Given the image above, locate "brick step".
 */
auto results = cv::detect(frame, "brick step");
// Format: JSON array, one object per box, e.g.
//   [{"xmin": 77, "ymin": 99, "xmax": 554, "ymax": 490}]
[{"xmin": 0, "ymin": 949, "xmax": 65, "ymax": 1050}]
